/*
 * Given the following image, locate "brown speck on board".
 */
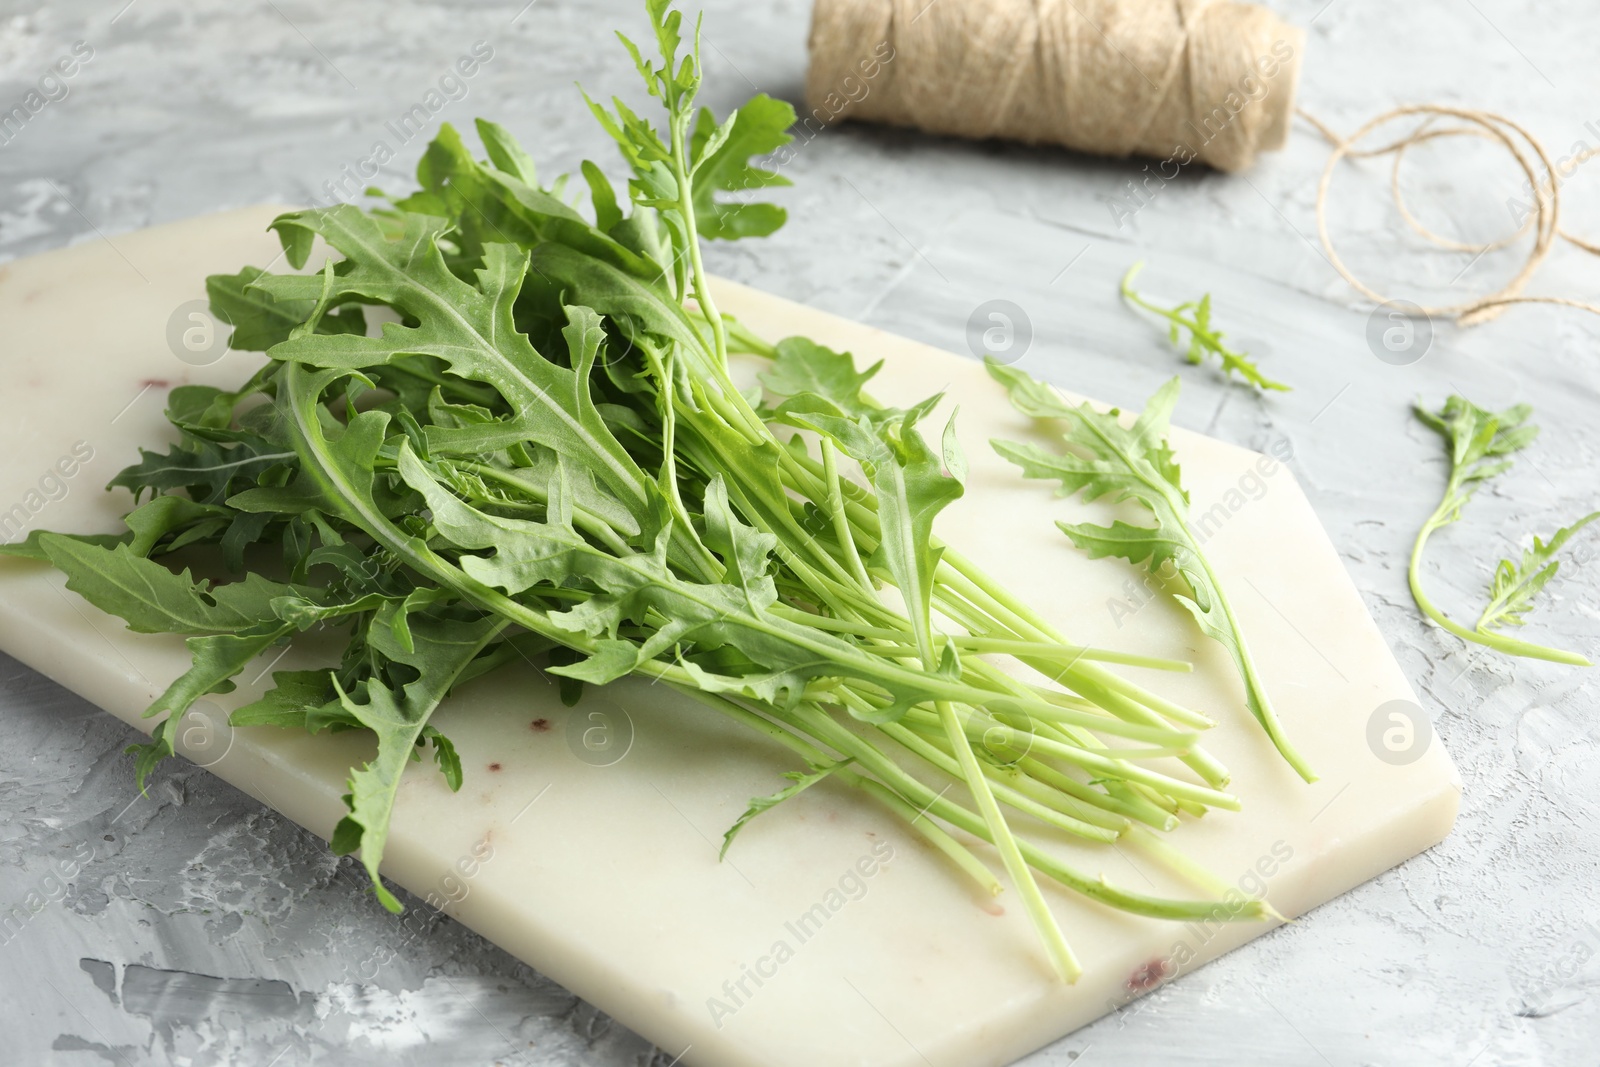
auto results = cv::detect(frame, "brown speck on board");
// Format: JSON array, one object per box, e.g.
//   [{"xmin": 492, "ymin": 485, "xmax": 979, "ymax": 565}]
[
  {"xmin": 488, "ymin": 762, "xmax": 502, "ymax": 772},
  {"xmin": 1126, "ymin": 957, "xmax": 1168, "ymax": 992},
  {"xmin": 140, "ymin": 378, "xmax": 171, "ymax": 389},
  {"xmin": 980, "ymin": 900, "xmax": 1005, "ymax": 917},
  {"xmin": 530, "ymin": 718, "xmax": 550, "ymax": 732}
]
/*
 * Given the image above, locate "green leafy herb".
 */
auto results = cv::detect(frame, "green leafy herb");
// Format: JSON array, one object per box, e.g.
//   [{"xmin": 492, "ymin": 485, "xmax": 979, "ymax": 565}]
[
  {"xmin": 719, "ymin": 758, "xmax": 852, "ymax": 859},
  {"xmin": 1120, "ymin": 262, "xmax": 1290, "ymax": 392},
  {"xmin": 1, "ymin": 0, "xmax": 1280, "ymax": 974},
  {"xmin": 1477, "ymin": 512, "xmax": 1600, "ymax": 633},
  {"xmin": 1411, "ymin": 395, "xmax": 1593, "ymax": 665},
  {"xmin": 987, "ymin": 361, "xmax": 1315, "ymax": 782}
]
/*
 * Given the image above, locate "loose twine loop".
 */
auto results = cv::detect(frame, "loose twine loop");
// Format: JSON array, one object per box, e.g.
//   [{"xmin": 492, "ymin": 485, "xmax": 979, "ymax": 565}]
[
  {"xmin": 1303, "ymin": 106, "xmax": 1600, "ymax": 326},
  {"xmin": 806, "ymin": 0, "xmax": 1304, "ymax": 173}
]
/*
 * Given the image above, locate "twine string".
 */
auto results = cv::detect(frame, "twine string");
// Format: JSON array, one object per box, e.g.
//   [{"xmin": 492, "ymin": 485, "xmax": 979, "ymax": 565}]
[{"xmin": 1304, "ymin": 105, "xmax": 1600, "ymax": 324}]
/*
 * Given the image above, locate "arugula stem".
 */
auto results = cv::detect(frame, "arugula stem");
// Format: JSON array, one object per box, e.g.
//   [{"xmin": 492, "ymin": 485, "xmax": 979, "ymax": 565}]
[
  {"xmin": 785, "ymin": 704, "xmax": 1261, "ymax": 923},
  {"xmin": 768, "ymin": 606, "xmax": 1189, "ymax": 672},
  {"xmin": 778, "ymin": 429, "xmax": 1225, "ymax": 745},
  {"xmin": 997, "ymin": 728, "xmax": 1234, "ymax": 809},
  {"xmin": 1409, "ymin": 510, "xmax": 1591, "ymax": 666},
  {"xmin": 930, "ymin": 700, "xmax": 1082, "ymax": 981},
  {"xmin": 851, "ymin": 778, "xmax": 1004, "ymax": 895},
  {"xmin": 667, "ymin": 99, "xmax": 729, "ymax": 373},
  {"xmin": 1190, "ymin": 549, "xmax": 1319, "ymax": 780},
  {"xmin": 1018, "ymin": 757, "xmax": 1177, "ymax": 831},
  {"xmin": 643, "ymin": 343, "xmax": 713, "ymax": 568},
  {"xmin": 957, "ymin": 636, "xmax": 1190, "ymax": 672},
  {"xmin": 1121, "ymin": 824, "xmax": 1283, "ymax": 921},
  {"xmin": 1068, "ymin": 670, "xmax": 1214, "ymax": 730},
  {"xmin": 932, "ymin": 560, "xmax": 1232, "ymax": 785},
  {"xmin": 1119, "ymin": 268, "xmax": 1206, "ymax": 345},
  {"xmin": 663, "ymin": 685, "xmax": 1003, "ymax": 895},
  {"xmin": 878, "ymin": 720, "xmax": 1118, "ymax": 843},
  {"xmin": 822, "ymin": 437, "xmax": 875, "ymax": 591},
  {"xmin": 989, "ymin": 764, "xmax": 1130, "ymax": 833}
]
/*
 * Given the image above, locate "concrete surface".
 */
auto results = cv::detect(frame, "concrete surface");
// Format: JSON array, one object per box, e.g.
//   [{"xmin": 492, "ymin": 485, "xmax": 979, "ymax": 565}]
[{"xmin": 1, "ymin": 0, "xmax": 1598, "ymax": 1064}]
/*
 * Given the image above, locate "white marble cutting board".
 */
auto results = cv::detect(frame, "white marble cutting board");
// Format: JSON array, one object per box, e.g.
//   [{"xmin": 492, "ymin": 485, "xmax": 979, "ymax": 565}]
[{"xmin": 0, "ymin": 206, "xmax": 1459, "ymax": 1067}]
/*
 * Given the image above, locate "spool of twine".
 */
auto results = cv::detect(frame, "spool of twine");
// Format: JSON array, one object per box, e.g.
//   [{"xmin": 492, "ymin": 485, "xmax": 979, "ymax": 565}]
[{"xmin": 806, "ymin": 0, "xmax": 1305, "ymax": 173}]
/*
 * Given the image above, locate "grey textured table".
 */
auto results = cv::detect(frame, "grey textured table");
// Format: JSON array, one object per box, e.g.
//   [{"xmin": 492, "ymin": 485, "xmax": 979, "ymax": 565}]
[{"xmin": 3, "ymin": 1, "xmax": 1598, "ymax": 1064}]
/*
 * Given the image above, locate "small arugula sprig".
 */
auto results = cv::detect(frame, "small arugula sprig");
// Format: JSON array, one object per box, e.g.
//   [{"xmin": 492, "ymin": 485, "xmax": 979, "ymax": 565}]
[
  {"xmin": 1477, "ymin": 513, "xmax": 1600, "ymax": 633},
  {"xmin": 1120, "ymin": 262, "xmax": 1290, "ymax": 392},
  {"xmin": 988, "ymin": 361, "xmax": 1315, "ymax": 782},
  {"xmin": 1411, "ymin": 395, "xmax": 1594, "ymax": 666}
]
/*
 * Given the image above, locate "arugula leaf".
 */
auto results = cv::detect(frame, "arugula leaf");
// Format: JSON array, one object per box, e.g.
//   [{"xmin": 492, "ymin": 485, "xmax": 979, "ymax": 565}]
[
  {"xmin": 413, "ymin": 122, "xmax": 657, "ymax": 280},
  {"xmin": 128, "ymin": 623, "xmax": 294, "ymax": 790},
  {"xmin": 1411, "ymin": 395, "xmax": 1592, "ymax": 665},
  {"xmin": 790, "ymin": 403, "xmax": 963, "ymax": 666},
  {"xmin": 329, "ymin": 610, "xmax": 509, "ymax": 912},
  {"xmin": 686, "ymin": 94, "xmax": 795, "ymax": 240},
  {"xmin": 1120, "ymin": 262, "xmax": 1289, "ymax": 392},
  {"xmin": 720, "ymin": 759, "xmax": 852, "ymax": 858},
  {"xmin": 759, "ymin": 336, "xmax": 882, "ymax": 416},
  {"xmin": 230, "ymin": 669, "xmax": 342, "ymax": 730},
  {"xmin": 987, "ymin": 361, "xmax": 1315, "ymax": 782},
  {"xmin": 38, "ymin": 536, "xmax": 303, "ymax": 635},
  {"xmin": 1477, "ymin": 512, "xmax": 1600, "ymax": 632},
  {"xmin": 108, "ymin": 435, "xmax": 296, "ymax": 507},
  {"xmin": 262, "ymin": 209, "xmax": 669, "ymax": 551},
  {"xmin": 475, "ymin": 117, "xmax": 540, "ymax": 185},
  {"xmin": 0, "ymin": 529, "xmax": 127, "ymax": 562},
  {"xmin": 121, "ymin": 496, "xmax": 231, "ymax": 556},
  {"xmin": 37, "ymin": 533, "xmax": 328, "ymax": 785},
  {"xmin": 207, "ymin": 266, "xmax": 366, "ymax": 352}
]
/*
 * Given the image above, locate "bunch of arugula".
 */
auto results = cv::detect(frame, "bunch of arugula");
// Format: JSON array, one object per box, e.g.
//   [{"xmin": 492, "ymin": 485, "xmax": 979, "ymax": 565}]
[
  {"xmin": 1, "ymin": 0, "xmax": 1275, "ymax": 979},
  {"xmin": 1410, "ymin": 395, "xmax": 1596, "ymax": 666}
]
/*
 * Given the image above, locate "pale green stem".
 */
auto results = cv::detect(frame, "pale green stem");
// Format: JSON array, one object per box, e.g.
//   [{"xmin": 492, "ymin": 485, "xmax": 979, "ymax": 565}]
[
  {"xmin": 1410, "ymin": 512, "xmax": 1591, "ymax": 666},
  {"xmin": 822, "ymin": 437, "xmax": 875, "ymax": 591}
]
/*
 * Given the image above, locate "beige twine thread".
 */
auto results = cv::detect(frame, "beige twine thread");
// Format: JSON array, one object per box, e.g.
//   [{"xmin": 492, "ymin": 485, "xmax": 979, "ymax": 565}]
[
  {"xmin": 806, "ymin": 0, "xmax": 1305, "ymax": 173},
  {"xmin": 1302, "ymin": 106, "xmax": 1600, "ymax": 325}
]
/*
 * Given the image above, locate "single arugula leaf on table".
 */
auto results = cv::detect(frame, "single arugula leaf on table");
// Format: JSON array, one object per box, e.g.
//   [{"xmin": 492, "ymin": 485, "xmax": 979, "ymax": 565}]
[
  {"xmin": 1411, "ymin": 395, "xmax": 1593, "ymax": 665},
  {"xmin": 1120, "ymin": 262, "xmax": 1290, "ymax": 392},
  {"xmin": 987, "ymin": 360, "xmax": 1316, "ymax": 782},
  {"xmin": 1476, "ymin": 512, "xmax": 1600, "ymax": 633}
]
